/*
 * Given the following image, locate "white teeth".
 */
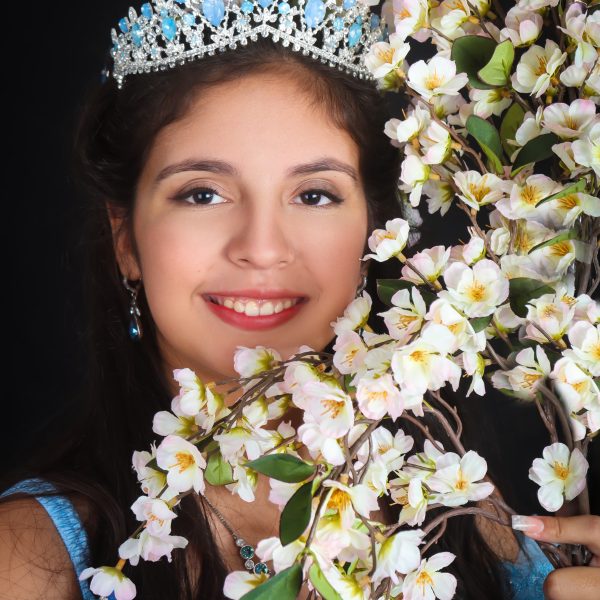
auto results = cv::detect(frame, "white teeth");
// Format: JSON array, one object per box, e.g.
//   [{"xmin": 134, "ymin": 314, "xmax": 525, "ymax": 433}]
[{"xmin": 209, "ymin": 295, "xmax": 302, "ymax": 316}]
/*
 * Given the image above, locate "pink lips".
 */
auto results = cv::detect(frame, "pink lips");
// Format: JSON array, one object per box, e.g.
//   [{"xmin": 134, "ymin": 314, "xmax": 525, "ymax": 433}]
[{"xmin": 203, "ymin": 295, "xmax": 307, "ymax": 331}]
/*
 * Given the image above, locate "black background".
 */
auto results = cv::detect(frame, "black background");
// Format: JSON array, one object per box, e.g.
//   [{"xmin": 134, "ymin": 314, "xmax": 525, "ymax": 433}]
[{"xmin": 4, "ymin": 2, "xmax": 597, "ymax": 513}]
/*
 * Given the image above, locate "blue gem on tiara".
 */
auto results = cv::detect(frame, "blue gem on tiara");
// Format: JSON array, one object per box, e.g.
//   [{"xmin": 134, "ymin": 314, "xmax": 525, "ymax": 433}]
[
  {"xmin": 108, "ymin": 0, "xmax": 388, "ymax": 89},
  {"xmin": 348, "ymin": 22, "xmax": 361, "ymax": 46},
  {"xmin": 141, "ymin": 2, "xmax": 153, "ymax": 18},
  {"xmin": 203, "ymin": 0, "xmax": 226, "ymax": 26},
  {"xmin": 161, "ymin": 15, "xmax": 178, "ymax": 40},
  {"xmin": 304, "ymin": 0, "xmax": 325, "ymax": 28}
]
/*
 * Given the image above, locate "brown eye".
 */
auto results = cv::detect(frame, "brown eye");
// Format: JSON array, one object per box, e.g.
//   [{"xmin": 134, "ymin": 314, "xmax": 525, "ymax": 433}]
[
  {"xmin": 296, "ymin": 189, "xmax": 344, "ymax": 207},
  {"xmin": 173, "ymin": 186, "xmax": 226, "ymax": 205}
]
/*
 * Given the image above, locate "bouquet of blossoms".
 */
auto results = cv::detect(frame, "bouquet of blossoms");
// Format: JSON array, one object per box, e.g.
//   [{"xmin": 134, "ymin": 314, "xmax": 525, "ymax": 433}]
[{"xmin": 81, "ymin": 0, "xmax": 599, "ymax": 598}]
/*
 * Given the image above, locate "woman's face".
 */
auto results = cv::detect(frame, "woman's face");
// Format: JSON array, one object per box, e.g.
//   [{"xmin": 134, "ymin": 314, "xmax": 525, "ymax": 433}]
[{"xmin": 111, "ymin": 70, "xmax": 369, "ymax": 392}]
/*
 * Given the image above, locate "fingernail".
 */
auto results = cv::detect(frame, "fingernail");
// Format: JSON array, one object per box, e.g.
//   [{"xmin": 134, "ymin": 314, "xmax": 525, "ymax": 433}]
[{"xmin": 511, "ymin": 515, "xmax": 544, "ymax": 535}]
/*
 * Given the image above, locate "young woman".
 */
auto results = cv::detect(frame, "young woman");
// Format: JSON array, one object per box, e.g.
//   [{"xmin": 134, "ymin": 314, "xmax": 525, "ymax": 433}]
[{"xmin": 1, "ymin": 1, "xmax": 597, "ymax": 599}]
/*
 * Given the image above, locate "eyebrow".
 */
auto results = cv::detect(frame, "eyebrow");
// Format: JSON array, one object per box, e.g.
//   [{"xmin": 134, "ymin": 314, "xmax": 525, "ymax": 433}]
[{"xmin": 152, "ymin": 157, "xmax": 359, "ymax": 187}]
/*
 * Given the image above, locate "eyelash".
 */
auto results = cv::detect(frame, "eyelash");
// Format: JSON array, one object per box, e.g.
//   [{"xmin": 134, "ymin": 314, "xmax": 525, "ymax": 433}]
[{"xmin": 171, "ymin": 186, "xmax": 344, "ymax": 208}]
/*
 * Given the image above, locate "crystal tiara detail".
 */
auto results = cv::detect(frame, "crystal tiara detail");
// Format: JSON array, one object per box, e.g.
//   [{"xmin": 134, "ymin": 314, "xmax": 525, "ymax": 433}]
[{"xmin": 107, "ymin": 0, "xmax": 388, "ymax": 88}]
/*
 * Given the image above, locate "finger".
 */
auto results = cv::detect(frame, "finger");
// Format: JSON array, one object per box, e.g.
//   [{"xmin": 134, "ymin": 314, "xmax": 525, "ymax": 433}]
[
  {"xmin": 511, "ymin": 514, "xmax": 600, "ymax": 556},
  {"xmin": 543, "ymin": 566, "xmax": 600, "ymax": 600}
]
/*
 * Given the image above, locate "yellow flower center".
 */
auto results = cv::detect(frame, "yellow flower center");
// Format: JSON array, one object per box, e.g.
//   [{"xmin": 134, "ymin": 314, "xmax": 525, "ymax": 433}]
[
  {"xmin": 398, "ymin": 314, "xmax": 419, "ymax": 328},
  {"xmin": 522, "ymin": 372, "xmax": 541, "ymax": 389},
  {"xmin": 377, "ymin": 47, "xmax": 394, "ymax": 64},
  {"xmin": 468, "ymin": 182, "xmax": 491, "ymax": 204},
  {"xmin": 550, "ymin": 241, "xmax": 572, "ymax": 257},
  {"xmin": 553, "ymin": 462, "xmax": 569, "ymax": 480},
  {"xmin": 534, "ymin": 56, "xmax": 548, "ymax": 76},
  {"xmin": 410, "ymin": 349, "xmax": 430, "ymax": 364},
  {"xmin": 521, "ymin": 184, "xmax": 540, "ymax": 205},
  {"xmin": 467, "ymin": 281, "xmax": 487, "ymax": 302},
  {"xmin": 320, "ymin": 398, "xmax": 345, "ymax": 419},
  {"xmin": 327, "ymin": 489, "xmax": 351, "ymax": 512},
  {"xmin": 455, "ymin": 469, "xmax": 469, "ymax": 491},
  {"xmin": 540, "ymin": 304, "xmax": 559, "ymax": 318},
  {"xmin": 557, "ymin": 194, "xmax": 579, "ymax": 210},
  {"xmin": 175, "ymin": 451, "xmax": 194, "ymax": 473},
  {"xmin": 425, "ymin": 71, "xmax": 444, "ymax": 90},
  {"xmin": 592, "ymin": 343, "xmax": 600, "ymax": 362},
  {"xmin": 416, "ymin": 570, "xmax": 434, "ymax": 587}
]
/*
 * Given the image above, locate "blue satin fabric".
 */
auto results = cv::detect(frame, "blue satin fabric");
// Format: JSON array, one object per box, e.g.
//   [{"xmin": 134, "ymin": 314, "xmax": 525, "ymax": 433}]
[{"xmin": 2, "ymin": 477, "xmax": 554, "ymax": 599}]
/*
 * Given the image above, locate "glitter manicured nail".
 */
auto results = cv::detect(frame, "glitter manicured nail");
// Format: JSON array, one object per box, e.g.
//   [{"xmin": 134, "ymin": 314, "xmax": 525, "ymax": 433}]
[{"xmin": 511, "ymin": 515, "xmax": 545, "ymax": 535}]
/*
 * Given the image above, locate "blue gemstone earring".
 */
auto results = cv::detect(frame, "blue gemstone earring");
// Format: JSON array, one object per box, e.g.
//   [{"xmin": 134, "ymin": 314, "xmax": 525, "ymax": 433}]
[{"xmin": 122, "ymin": 276, "xmax": 143, "ymax": 341}]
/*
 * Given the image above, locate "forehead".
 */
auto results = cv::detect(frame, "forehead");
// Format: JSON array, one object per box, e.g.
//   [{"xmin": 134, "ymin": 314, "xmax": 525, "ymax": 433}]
[{"xmin": 142, "ymin": 71, "xmax": 360, "ymax": 178}]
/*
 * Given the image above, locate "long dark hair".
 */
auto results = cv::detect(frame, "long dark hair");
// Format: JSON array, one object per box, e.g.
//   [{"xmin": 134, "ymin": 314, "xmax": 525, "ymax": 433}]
[{"xmin": 1, "ymin": 37, "xmax": 510, "ymax": 599}]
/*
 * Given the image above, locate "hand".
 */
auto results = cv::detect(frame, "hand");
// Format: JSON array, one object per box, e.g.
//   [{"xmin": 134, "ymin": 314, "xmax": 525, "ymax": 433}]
[{"xmin": 511, "ymin": 514, "xmax": 600, "ymax": 600}]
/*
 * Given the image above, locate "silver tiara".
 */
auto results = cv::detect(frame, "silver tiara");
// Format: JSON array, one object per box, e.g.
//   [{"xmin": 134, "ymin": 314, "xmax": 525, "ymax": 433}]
[{"xmin": 107, "ymin": 0, "xmax": 388, "ymax": 89}]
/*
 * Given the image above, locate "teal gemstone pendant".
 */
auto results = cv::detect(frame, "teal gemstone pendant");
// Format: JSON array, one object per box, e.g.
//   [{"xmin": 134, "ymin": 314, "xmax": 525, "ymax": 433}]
[{"xmin": 234, "ymin": 537, "xmax": 271, "ymax": 577}]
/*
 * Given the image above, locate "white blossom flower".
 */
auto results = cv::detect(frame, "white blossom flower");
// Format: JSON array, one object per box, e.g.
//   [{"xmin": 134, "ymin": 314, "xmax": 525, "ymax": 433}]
[
  {"xmin": 450, "ymin": 235, "xmax": 485, "ymax": 266},
  {"xmin": 118, "ymin": 528, "xmax": 188, "ymax": 566},
  {"xmin": 572, "ymin": 121, "xmax": 600, "ymax": 176},
  {"xmin": 393, "ymin": 0, "xmax": 431, "ymax": 42},
  {"xmin": 420, "ymin": 121, "xmax": 453, "ymax": 164},
  {"xmin": 524, "ymin": 293, "xmax": 575, "ymax": 344},
  {"xmin": 402, "ymin": 552, "xmax": 457, "ymax": 600},
  {"xmin": 363, "ymin": 218, "xmax": 411, "ymax": 262},
  {"xmin": 441, "ymin": 259, "xmax": 509, "ymax": 317},
  {"xmin": 356, "ymin": 372, "xmax": 405, "ymax": 420},
  {"xmin": 155, "ymin": 435, "xmax": 206, "ymax": 494},
  {"xmin": 132, "ymin": 443, "xmax": 176, "ymax": 501},
  {"xmin": 470, "ymin": 88, "xmax": 513, "ymax": 119},
  {"xmin": 372, "ymin": 529, "xmax": 424, "ymax": 586},
  {"xmin": 551, "ymin": 356, "xmax": 600, "ymax": 413},
  {"xmin": 529, "ymin": 443, "xmax": 589, "ymax": 511},
  {"xmin": 129, "ymin": 496, "xmax": 177, "ymax": 537},
  {"xmin": 390, "ymin": 105, "xmax": 431, "ymax": 143},
  {"xmin": 565, "ymin": 321, "xmax": 600, "ymax": 376},
  {"xmin": 453, "ymin": 171, "xmax": 510, "ymax": 211},
  {"xmin": 79, "ymin": 566, "xmax": 137, "ymax": 600},
  {"xmin": 331, "ymin": 290, "xmax": 372, "ymax": 335},
  {"xmin": 300, "ymin": 380, "xmax": 355, "ymax": 438},
  {"xmin": 491, "ymin": 346, "xmax": 551, "ymax": 399},
  {"xmin": 400, "ymin": 151, "xmax": 432, "ymax": 207},
  {"xmin": 429, "ymin": 450, "xmax": 494, "ymax": 506},
  {"xmin": 378, "ymin": 286, "xmax": 427, "ymax": 344},
  {"xmin": 233, "ymin": 345, "xmax": 282, "ymax": 378},
  {"xmin": 402, "ymin": 245, "xmax": 450, "ymax": 285},
  {"xmin": 511, "ymin": 39, "xmax": 567, "ymax": 98},
  {"xmin": 321, "ymin": 479, "xmax": 380, "ymax": 528},
  {"xmin": 500, "ymin": 6, "xmax": 543, "ymax": 46},
  {"xmin": 496, "ymin": 175, "xmax": 561, "ymax": 220},
  {"xmin": 391, "ymin": 323, "xmax": 462, "ymax": 406},
  {"xmin": 365, "ymin": 32, "xmax": 411, "ymax": 79},
  {"xmin": 424, "ymin": 179, "xmax": 454, "ymax": 216},
  {"xmin": 332, "ymin": 329, "xmax": 368, "ymax": 375},
  {"xmin": 407, "ymin": 56, "xmax": 468, "ymax": 101},
  {"xmin": 223, "ymin": 570, "xmax": 270, "ymax": 599},
  {"xmin": 542, "ymin": 99, "xmax": 597, "ymax": 140}
]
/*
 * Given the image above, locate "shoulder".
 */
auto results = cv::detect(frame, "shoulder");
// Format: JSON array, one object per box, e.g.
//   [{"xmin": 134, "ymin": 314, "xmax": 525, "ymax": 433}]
[{"xmin": 0, "ymin": 495, "xmax": 83, "ymax": 600}]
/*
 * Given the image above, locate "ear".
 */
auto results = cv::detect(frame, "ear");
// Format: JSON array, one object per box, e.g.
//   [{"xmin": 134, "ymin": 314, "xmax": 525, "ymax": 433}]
[{"xmin": 106, "ymin": 202, "xmax": 142, "ymax": 281}]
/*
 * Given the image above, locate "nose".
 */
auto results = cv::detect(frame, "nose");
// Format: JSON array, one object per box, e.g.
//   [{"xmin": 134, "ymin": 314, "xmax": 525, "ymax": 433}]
[{"xmin": 225, "ymin": 199, "xmax": 295, "ymax": 270}]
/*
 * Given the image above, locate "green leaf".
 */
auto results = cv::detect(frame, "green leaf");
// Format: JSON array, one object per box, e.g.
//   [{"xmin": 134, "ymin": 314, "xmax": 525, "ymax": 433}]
[
  {"xmin": 536, "ymin": 178, "xmax": 587, "ymax": 206},
  {"xmin": 500, "ymin": 102, "xmax": 525, "ymax": 157},
  {"xmin": 246, "ymin": 454, "xmax": 316, "ymax": 483},
  {"xmin": 466, "ymin": 115, "xmax": 504, "ymax": 175},
  {"xmin": 508, "ymin": 277, "xmax": 555, "ymax": 318},
  {"xmin": 198, "ymin": 438, "xmax": 219, "ymax": 453},
  {"xmin": 343, "ymin": 373, "xmax": 357, "ymax": 394},
  {"xmin": 470, "ymin": 315, "xmax": 493, "ymax": 332},
  {"xmin": 204, "ymin": 450, "xmax": 235, "ymax": 486},
  {"xmin": 376, "ymin": 279, "xmax": 414, "ymax": 307},
  {"xmin": 280, "ymin": 481, "xmax": 313, "ymax": 546},
  {"xmin": 308, "ymin": 562, "xmax": 343, "ymax": 600},
  {"xmin": 511, "ymin": 133, "xmax": 560, "ymax": 175},
  {"xmin": 240, "ymin": 564, "xmax": 303, "ymax": 600},
  {"xmin": 477, "ymin": 40, "xmax": 515, "ymax": 86},
  {"xmin": 528, "ymin": 230, "xmax": 578, "ymax": 254},
  {"xmin": 451, "ymin": 36, "xmax": 497, "ymax": 89}
]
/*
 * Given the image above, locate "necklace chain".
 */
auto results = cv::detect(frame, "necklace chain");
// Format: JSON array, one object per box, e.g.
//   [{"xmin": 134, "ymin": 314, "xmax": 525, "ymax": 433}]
[{"xmin": 202, "ymin": 494, "xmax": 271, "ymax": 579}]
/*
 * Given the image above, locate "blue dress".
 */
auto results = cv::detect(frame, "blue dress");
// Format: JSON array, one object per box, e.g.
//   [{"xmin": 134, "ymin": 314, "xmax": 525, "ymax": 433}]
[{"xmin": 1, "ymin": 477, "xmax": 554, "ymax": 599}]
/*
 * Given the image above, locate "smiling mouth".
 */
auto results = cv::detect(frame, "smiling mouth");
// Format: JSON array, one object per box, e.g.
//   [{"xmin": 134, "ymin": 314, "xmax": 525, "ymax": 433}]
[{"xmin": 203, "ymin": 295, "xmax": 306, "ymax": 316}]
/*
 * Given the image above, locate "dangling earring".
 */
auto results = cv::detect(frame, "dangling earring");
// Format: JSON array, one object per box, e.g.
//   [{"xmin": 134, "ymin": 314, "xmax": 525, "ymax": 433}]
[
  {"xmin": 355, "ymin": 273, "xmax": 368, "ymax": 298},
  {"xmin": 122, "ymin": 276, "xmax": 143, "ymax": 341}
]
